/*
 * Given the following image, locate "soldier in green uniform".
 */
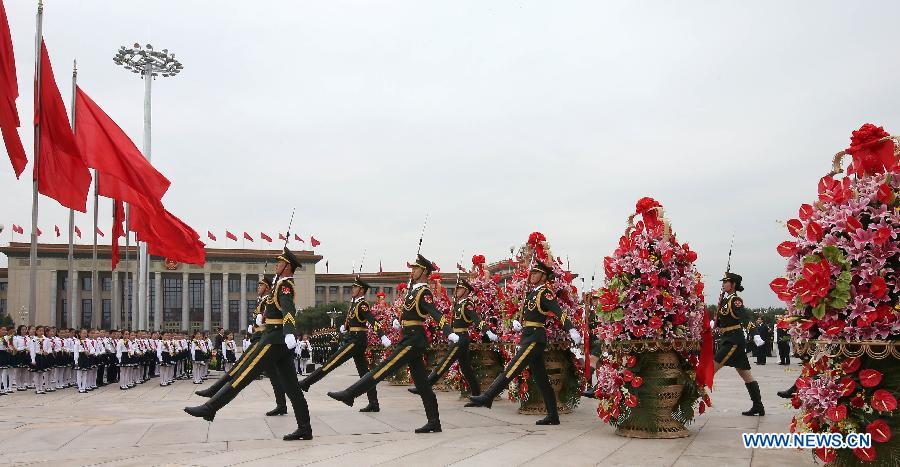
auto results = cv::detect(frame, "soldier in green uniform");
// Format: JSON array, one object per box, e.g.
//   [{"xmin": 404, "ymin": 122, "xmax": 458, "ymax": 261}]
[
  {"xmin": 713, "ymin": 272, "xmax": 764, "ymax": 416},
  {"xmin": 194, "ymin": 278, "xmax": 289, "ymax": 418},
  {"xmin": 408, "ymin": 277, "xmax": 499, "ymax": 405},
  {"xmin": 327, "ymin": 254, "xmax": 453, "ymax": 434},
  {"xmin": 299, "ymin": 275, "xmax": 391, "ymax": 412},
  {"xmin": 468, "ymin": 260, "xmax": 582, "ymax": 426},
  {"xmin": 184, "ymin": 248, "xmax": 313, "ymax": 441}
]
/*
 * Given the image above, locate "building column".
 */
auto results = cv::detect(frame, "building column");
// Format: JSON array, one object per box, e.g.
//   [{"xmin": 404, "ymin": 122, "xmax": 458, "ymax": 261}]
[
  {"xmin": 181, "ymin": 272, "xmax": 189, "ymax": 331},
  {"xmin": 221, "ymin": 273, "xmax": 230, "ymax": 331},
  {"xmin": 69, "ymin": 269, "xmax": 78, "ymax": 329},
  {"xmin": 154, "ymin": 273, "xmax": 163, "ymax": 331},
  {"xmin": 49, "ymin": 270, "xmax": 58, "ymax": 327},
  {"xmin": 203, "ymin": 272, "xmax": 211, "ymax": 331},
  {"xmin": 111, "ymin": 271, "xmax": 120, "ymax": 329},
  {"xmin": 239, "ymin": 272, "xmax": 247, "ymax": 331}
]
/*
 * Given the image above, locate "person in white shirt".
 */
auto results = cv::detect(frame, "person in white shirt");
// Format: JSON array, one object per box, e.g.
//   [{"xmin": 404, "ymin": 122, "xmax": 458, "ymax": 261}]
[
  {"xmin": 222, "ymin": 332, "xmax": 237, "ymax": 373},
  {"xmin": 295, "ymin": 334, "xmax": 312, "ymax": 376},
  {"xmin": 0, "ymin": 326, "xmax": 11, "ymax": 394},
  {"xmin": 191, "ymin": 332, "xmax": 207, "ymax": 384}
]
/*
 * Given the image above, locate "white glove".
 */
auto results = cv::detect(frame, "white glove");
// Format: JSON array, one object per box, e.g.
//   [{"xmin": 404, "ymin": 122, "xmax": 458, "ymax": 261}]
[
  {"xmin": 512, "ymin": 320, "xmax": 522, "ymax": 332},
  {"xmin": 380, "ymin": 335, "xmax": 392, "ymax": 347},
  {"xmin": 448, "ymin": 333, "xmax": 460, "ymax": 344},
  {"xmin": 340, "ymin": 325, "xmax": 346, "ymax": 334},
  {"xmin": 284, "ymin": 334, "xmax": 297, "ymax": 349},
  {"xmin": 569, "ymin": 328, "xmax": 583, "ymax": 345},
  {"xmin": 753, "ymin": 335, "xmax": 764, "ymax": 347},
  {"xmin": 255, "ymin": 314, "xmax": 264, "ymax": 326},
  {"xmin": 486, "ymin": 330, "xmax": 499, "ymax": 342},
  {"xmin": 709, "ymin": 320, "xmax": 715, "ymax": 329},
  {"xmin": 247, "ymin": 325, "xmax": 253, "ymax": 334},
  {"xmin": 392, "ymin": 319, "xmax": 401, "ymax": 330}
]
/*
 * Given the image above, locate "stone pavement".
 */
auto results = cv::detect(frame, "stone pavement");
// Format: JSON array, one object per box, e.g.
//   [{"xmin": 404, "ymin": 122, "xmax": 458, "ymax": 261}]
[{"xmin": 0, "ymin": 359, "xmax": 815, "ymax": 466}]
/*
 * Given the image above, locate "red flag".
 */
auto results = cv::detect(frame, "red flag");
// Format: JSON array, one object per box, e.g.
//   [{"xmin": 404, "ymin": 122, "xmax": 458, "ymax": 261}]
[
  {"xmin": 243, "ymin": 232, "xmax": 253, "ymax": 242},
  {"xmin": 74, "ymin": 86, "xmax": 170, "ymax": 205},
  {"xmin": 35, "ymin": 227, "xmax": 42, "ymax": 236},
  {"xmin": 696, "ymin": 314, "xmax": 715, "ymax": 390},
  {"xmin": 35, "ymin": 42, "xmax": 91, "ymax": 212},
  {"xmin": 54, "ymin": 225, "xmax": 60, "ymax": 237},
  {"xmin": 96, "ymin": 227, "xmax": 105, "ymax": 238},
  {"xmin": 226, "ymin": 230, "xmax": 237, "ymax": 241},
  {"xmin": 74, "ymin": 225, "xmax": 81, "ymax": 238},
  {"xmin": 12, "ymin": 224, "xmax": 22, "ymax": 234},
  {"xmin": 310, "ymin": 236, "xmax": 320, "ymax": 247},
  {"xmin": 111, "ymin": 200, "xmax": 124, "ymax": 270},
  {"xmin": 260, "ymin": 232, "xmax": 272, "ymax": 243},
  {"xmin": 207, "ymin": 231, "xmax": 217, "ymax": 241},
  {"xmin": 294, "ymin": 233, "xmax": 304, "ymax": 243},
  {"xmin": 0, "ymin": 1, "xmax": 26, "ymax": 178},
  {"xmin": 130, "ymin": 203, "xmax": 205, "ymax": 266},
  {"xmin": 278, "ymin": 232, "xmax": 286, "ymax": 241}
]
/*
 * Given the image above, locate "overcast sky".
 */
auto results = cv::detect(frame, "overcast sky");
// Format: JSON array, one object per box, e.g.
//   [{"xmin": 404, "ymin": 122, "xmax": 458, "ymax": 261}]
[{"xmin": 2, "ymin": 1, "xmax": 899, "ymax": 307}]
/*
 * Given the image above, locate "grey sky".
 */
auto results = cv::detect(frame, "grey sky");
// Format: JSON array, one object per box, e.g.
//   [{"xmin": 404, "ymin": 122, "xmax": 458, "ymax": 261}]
[{"xmin": 2, "ymin": 1, "xmax": 899, "ymax": 307}]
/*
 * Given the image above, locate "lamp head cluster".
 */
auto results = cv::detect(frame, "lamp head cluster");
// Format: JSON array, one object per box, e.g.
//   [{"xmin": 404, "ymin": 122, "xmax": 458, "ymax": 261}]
[{"xmin": 113, "ymin": 43, "xmax": 183, "ymax": 78}]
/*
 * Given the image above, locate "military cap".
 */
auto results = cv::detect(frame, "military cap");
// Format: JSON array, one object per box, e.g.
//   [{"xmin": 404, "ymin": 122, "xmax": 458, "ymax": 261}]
[
  {"xmin": 409, "ymin": 253, "xmax": 436, "ymax": 274},
  {"xmin": 277, "ymin": 247, "xmax": 302, "ymax": 269},
  {"xmin": 352, "ymin": 275, "xmax": 372, "ymax": 291},
  {"xmin": 531, "ymin": 259, "xmax": 556, "ymax": 279},
  {"xmin": 721, "ymin": 272, "xmax": 744, "ymax": 292}
]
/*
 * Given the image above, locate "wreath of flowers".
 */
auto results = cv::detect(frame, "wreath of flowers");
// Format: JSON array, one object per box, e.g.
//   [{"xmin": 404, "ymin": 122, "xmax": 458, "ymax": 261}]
[
  {"xmin": 770, "ymin": 124, "xmax": 900, "ymax": 465},
  {"xmin": 465, "ymin": 254, "xmax": 504, "ymax": 341},
  {"xmin": 591, "ymin": 198, "xmax": 712, "ymax": 429}
]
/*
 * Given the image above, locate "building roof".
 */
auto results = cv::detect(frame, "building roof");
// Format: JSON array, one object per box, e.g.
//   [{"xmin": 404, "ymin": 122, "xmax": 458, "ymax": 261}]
[
  {"xmin": 0, "ymin": 242, "xmax": 322, "ymax": 264},
  {"xmin": 317, "ymin": 271, "xmax": 460, "ymax": 284}
]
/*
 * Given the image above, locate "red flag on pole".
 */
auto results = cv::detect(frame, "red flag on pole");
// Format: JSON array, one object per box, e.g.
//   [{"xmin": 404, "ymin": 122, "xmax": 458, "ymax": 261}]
[
  {"xmin": 278, "ymin": 232, "xmax": 286, "ymax": 241},
  {"xmin": 130, "ymin": 204, "xmax": 205, "ymax": 266},
  {"xmin": 12, "ymin": 224, "xmax": 22, "ymax": 234},
  {"xmin": 74, "ymin": 225, "xmax": 81, "ymax": 238},
  {"xmin": 260, "ymin": 232, "xmax": 272, "ymax": 243},
  {"xmin": 54, "ymin": 225, "xmax": 60, "ymax": 237},
  {"xmin": 310, "ymin": 236, "xmax": 320, "ymax": 247},
  {"xmin": 243, "ymin": 232, "xmax": 253, "ymax": 242},
  {"xmin": 96, "ymin": 227, "xmax": 104, "ymax": 238},
  {"xmin": 207, "ymin": 231, "xmax": 216, "ymax": 241},
  {"xmin": 35, "ymin": 227, "xmax": 42, "ymax": 236},
  {"xmin": 0, "ymin": 0, "xmax": 26, "ymax": 178},
  {"xmin": 35, "ymin": 42, "xmax": 91, "ymax": 212},
  {"xmin": 226, "ymin": 230, "xmax": 237, "ymax": 241},
  {"xmin": 111, "ymin": 200, "xmax": 124, "ymax": 270},
  {"xmin": 294, "ymin": 233, "xmax": 304, "ymax": 243}
]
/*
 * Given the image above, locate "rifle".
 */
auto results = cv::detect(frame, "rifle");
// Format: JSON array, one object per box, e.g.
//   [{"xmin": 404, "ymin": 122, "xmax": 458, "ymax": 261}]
[
  {"xmin": 406, "ymin": 215, "xmax": 429, "ymax": 290},
  {"xmin": 270, "ymin": 208, "xmax": 296, "ymax": 287},
  {"xmin": 714, "ymin": 232, "xmax": 735, "ymax": 330}
]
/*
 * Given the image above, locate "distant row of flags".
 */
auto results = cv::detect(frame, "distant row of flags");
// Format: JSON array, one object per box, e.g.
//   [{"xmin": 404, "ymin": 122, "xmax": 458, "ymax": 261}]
[{"xmin": 6, "ymin": 224, "xmax": 322, "ymax": 248}]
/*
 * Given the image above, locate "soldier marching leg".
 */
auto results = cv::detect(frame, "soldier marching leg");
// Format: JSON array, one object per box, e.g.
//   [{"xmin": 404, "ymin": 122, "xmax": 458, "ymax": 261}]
[
  {"xmin": 469, "ymin": 341, "xmax": 538, "ymax": 408},
  {"xmin": 407, "ymin": 348, "xmax": 442, "ymax": 433},
  {"xmin": 298, "ymin": 341, "xmax": 357, "ymax": 392},
  {"xmin": 409, "ymin": 340, "xmax": 461, "ymax": 395},
  {"xmin": 527, "ymin": 342, "xmax": 559, "ymax": 425},
  {"xmin": 353, "ymin": 350, "xmax": 380, "ymax": 412},
  {"xmin": 327, "ymin": 341, "xmax": 415, "ymax": 407},
  {"xmin": 266, "ymin": 367, "xmax": 288, "ymax": 416}
]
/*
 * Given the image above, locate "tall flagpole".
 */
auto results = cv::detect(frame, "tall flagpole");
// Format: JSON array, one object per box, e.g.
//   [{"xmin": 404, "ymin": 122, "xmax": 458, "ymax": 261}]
[
  {"xmin": 137, "ymin": 60, "xmax": 151, "ymax": 330},
  {"xmin": 28, "ymin": 0, "xmax": 45, "ymax": 326},
  {"xmin": 123, "ymin": 206, "xmax": 130, "ymax": 330},
  {"xmin": 67, "ymin": 59, "xmax": 77, "ymax": 328}
]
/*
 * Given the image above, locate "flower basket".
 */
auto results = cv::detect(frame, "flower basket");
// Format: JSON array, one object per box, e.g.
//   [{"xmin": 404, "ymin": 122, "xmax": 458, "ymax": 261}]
[
  {"xmin": 458, "ymin": 343, "xmax": 505, "ymax": 400},
  {"xmin": 430, "ymin": 343, "xmax": 453, "ymax": 392},
  {"xmin": 503, "ymin": 341, "xmax": 580, "ymax": 415}
]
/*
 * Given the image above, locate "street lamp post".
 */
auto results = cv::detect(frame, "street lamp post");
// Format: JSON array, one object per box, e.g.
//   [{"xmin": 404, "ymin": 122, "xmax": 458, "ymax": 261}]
[
  {"xmin": 327, "ymin": 307, "xmax": 342, "ymax": 329},
  {"xmin": 113, "ymin": 43, "xmax": 183, "ymax": 331}
]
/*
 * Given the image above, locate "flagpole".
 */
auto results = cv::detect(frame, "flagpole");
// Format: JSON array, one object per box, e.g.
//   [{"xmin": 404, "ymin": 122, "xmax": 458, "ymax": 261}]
[
  {"xmin": 27, "ymin": 0, "xmax": 44, "ymax": 326},
  {"xmin": 67, "ymin": 58, "xmax": 77, "ymax": 328},
  {"xmin": 135, "ymin": 60, "xmax": 152, "ymax": 331},
  {"xmin": 123, "ymin": 205, "xmax": 130, "ymax": 330}
]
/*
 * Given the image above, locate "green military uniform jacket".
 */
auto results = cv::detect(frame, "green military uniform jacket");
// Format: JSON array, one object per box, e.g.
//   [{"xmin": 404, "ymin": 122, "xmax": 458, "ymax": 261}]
[
  {"xmin": 399, "ymin": 283, "xmax": 452, "ymax": 348},
  {"xmin": 262, "ymin": 277, "xmax": 298, "ymax": 345},
  {"xmin": 716, "ymin": 294, "xmax": 749, "ymax": 346},
  {"xmin": 450, "ymin": 297, "xmax": 486, "ymax": 338},
  {"xmin": 343, "ymin": 298, "xmax": 384, "ymax": 345},
  {"xmin": 519, "ymin": 283, "xmax": 575, "ymax": 344}
]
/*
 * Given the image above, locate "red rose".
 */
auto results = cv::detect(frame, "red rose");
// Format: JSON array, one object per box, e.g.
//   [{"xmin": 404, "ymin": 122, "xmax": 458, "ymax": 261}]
[
  {"xmin": 624, "ymin": 394, "xmax": 638, "ymax": 408},
  {"xmin": 799, "ymin": 203, "xmax": 814, "ymax": 221},
  {"xmin": 806, "ymin": 222, "xmax": 824, "ymax": 242},
  {"xmin": 786, "ymin": 219, "xmax": 803, "ymax": 237},
  {"xmin": 631, "ymin": 376, "xmax": 644, "ymax": 388},
  {"xmin": 872, "ymin": 389, "xmax": 897, "ymax": 412},
  {"xmin": 815, "ymin": 448, "xmax": 836, "ymax": 463},
  {"xmin": 845, "ymin": 216, "xmax": 863, "ymax": 231},
  {"xmin": 839, "ymin": 377, "xmax": 856, "ymax": 397},
  {"xmin": 777, "ymin": 241, "xmax": 798, "ymax": 258},
  {"xmin": 625, "ymin": 355, "xmax": 636, "ymax": 368},
  {"xmin": 826, "ymin": 404, "xmax": 847, "ymax": 422},
  {"xmin": 860, "ymin": 369, "xmax": 883, "ymax": 387},
  {"xmin": 867, "ymin": 419, "xmax": 892, "ymax": 443},
  {"xmin": 846, "ymin": 123, "xmax": 895, "ymax": 177},
  {"xmin": 874, "ymin": 227, "xmax": 893, "ymax": 246},
  {"xmin": 852, "ymin": 447, "xmax": 877, "ymax": 462},
  {"xmin": 841, "ymin": 357, "xmax": 861, "ymax": 374},
  {"xmin": 876, "ymin": 183, "xmax": 895, "ymax": 204},
  {"xmin": 869, "ymin": 276, "xmax": 888, "ymax": 299}
]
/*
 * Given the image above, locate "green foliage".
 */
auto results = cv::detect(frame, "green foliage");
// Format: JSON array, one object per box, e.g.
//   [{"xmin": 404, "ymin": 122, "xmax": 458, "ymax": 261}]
[
  {"xmin": 297, "ymin": 302, "xmax": 348, "ymax": 334},
  {"xmin": 0, "ymin": 313, "xmax": 13, "ymax": 327}
]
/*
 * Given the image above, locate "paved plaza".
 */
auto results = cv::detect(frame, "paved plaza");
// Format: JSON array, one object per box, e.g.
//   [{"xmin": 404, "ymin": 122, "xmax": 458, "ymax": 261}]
[{"xmin": 0, "ymin": 360, "xmax": 814, "ymax": 466}]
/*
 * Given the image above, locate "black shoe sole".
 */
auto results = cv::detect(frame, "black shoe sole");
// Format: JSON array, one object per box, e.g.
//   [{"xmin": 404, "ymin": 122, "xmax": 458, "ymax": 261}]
[{"xmin": 327, "ymin": 392, "xmax": 354, "ymax": 407}]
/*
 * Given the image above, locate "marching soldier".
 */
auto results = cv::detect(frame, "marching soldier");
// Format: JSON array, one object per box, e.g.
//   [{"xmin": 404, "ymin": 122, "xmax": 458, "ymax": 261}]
[
  {"xmin": 468, "ymin": 260, "xmax": 582, "ymax": 425},
  {"xmin": 408, "ymin": 277, "xmax": 498, "ymax": 404},
  {"xmin": 327, "ymin": 254, "xmax": 453, "ymax": 434},
  {"xmin": 195, "ymin": 277, "xmax": 289, "ymax": 418},
  {"xmin": 185, "ymin": 248, "xmax": 313, "ymax": 441},
  {"xmin": 713, "ymin": 272, "xmax": 765, "ymax": 416},
  {"xmin": 299, "ymin": 275, "xmax": 391, "ymax": 412}
]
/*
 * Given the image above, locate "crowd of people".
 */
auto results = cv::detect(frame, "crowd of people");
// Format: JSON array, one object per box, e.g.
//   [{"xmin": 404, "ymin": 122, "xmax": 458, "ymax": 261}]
[{"xmin": 0, "ymin": 324, "xmax": 316, "ymax": 395}]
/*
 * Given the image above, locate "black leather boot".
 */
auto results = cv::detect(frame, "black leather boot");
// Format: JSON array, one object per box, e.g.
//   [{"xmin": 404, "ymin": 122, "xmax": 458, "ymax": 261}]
[
  {"xmin": 195, "ymin": 373, "xmax": 231, "ymax": 397},
  {"xmin": 536, "ymin": 415, "xmax": 560, "ymax": 425},
  {"xmin": 358, "ymin": 401, "xmax": 380, "ymax": 412},
  {"xmin": 408, "ymin": 372, "xmax": 438, "ymax": 395},
  {"xmin": 283, "ymin": 425, "xmax": 313, "ymax": 441},
  {"xmin": 742, "ymin": 381, "xmax": 765, "ymax": 416},
  {"xmin": 777, "ymin": 384, "xmax": 796, "ymax": 399},
  {"xmin": 298, "ymin": 367, "xmax": 326, "ymax": 393},
  {"xmin": 327, "ymin": 373, "xmax": 375, "ymax": 408},
  {"xmin": 266, "ymin": 406, "xmax": 288, "ymax": 416},
  {"xmin": 415, "ymin": 395, "xmax": 442, "ymax": 433},
  {"xmin": 467, "ymin": 374, "xmax": 508, "ymax": 409},
  {"xmin": 184, "ymin": 381, "xmax": 240, "ymax": 422}
]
